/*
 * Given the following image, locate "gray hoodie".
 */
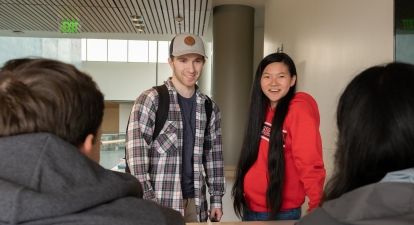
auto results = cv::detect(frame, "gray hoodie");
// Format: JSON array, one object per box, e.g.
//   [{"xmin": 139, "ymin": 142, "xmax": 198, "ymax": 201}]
[
  {"xmin": 0, "ymin": 133, "xmax": 184, "ymax": 225},
  {"xmin": 297, "ymin": 169, "xmax": 414, "ymax": 225}
]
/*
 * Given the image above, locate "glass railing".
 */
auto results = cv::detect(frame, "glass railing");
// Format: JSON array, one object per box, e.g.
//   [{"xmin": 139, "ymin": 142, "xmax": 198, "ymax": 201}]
[{"xmin": 100, "ymin": 133, "xmax": 126, "ymax": 171}]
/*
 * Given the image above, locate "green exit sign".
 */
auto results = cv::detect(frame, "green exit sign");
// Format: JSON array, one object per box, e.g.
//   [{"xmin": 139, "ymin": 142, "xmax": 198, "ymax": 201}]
[
  {"xmin": 60, "ymin": 19, "xmax": 80, "ymax": 33},
  {"xmin": 402, "ymin": 19, "xmax": 414, "ymax": 30}
]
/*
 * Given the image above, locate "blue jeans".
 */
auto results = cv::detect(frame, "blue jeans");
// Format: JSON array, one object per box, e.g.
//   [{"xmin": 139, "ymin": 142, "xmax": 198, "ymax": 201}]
[{"xmin": 242, "ymin": 208, "xmax": 301, "ymax": 221}]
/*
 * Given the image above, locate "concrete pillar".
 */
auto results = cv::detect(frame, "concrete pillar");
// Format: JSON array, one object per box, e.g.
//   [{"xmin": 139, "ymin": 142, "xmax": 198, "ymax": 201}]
[{"xmin": 212, "ymin": 5, "xmax": 254, "ymax": 167}]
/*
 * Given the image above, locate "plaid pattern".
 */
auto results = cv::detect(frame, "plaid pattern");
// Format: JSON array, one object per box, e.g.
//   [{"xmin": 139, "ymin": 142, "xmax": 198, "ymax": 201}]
[{"xmin": 126, "ymin": 79, "xmax": 225, "ymax": 222}]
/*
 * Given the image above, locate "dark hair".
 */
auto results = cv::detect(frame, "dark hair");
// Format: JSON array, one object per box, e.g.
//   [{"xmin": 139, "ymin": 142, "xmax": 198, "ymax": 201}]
[
  {"xmin": 0, "ymin": 58, "xmax": 104, "ymax": 147},
  {"xmin": 324, "ymin": 62, "xmax": 414, "ymax": 201},
  {"xmin": 232, "ymin": 52, "xmax": 297, "ymax": 218},
  {"xmin": 169, "ymin": 37, "xmax": 176, "ymax": 58},
  {"xmin": 1, "ymin": 58, "xmax": 34, "ymax": 71}
]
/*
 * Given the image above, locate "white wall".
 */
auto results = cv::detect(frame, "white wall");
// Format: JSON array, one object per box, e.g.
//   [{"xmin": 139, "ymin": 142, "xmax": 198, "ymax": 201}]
[
  {"xmin": 157, "ymin": 63, "xmax": 172, "ymax": 85},
  {"xmin": 80, "ymin": 38, "xmax": 213, "ymax": 102},
  {"xmin": 81, "ymin": 62, "xmax": 157, "ymax": 101},
  {"xmin": 264, "ymin": 0, "xmax": 394, "ymax": 178},
  {"xmin": 82, "ymin": 62, "xmax": 172, "ymax": 133}
]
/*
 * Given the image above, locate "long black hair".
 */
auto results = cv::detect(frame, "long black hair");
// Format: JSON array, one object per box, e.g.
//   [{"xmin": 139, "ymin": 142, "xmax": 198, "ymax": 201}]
[
  {"xmin": 232, "ymin": 52, "xmax": 297, "ymax": 218},
  {"xmin": 324, "ymin": 62, "xmax": 414, "ymax": 201}
]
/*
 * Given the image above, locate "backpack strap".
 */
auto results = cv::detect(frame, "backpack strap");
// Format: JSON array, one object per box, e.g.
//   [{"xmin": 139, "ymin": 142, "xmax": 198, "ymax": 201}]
[
  {"xmin": 202, "ymin": 96, "xmax": 213, "ymax": 165},
  {"xmin": 125, "ymin": 84, "xmax": 169, "ymax": 173},
  {"xmin": 155, "ymin": 86, "xmax": 212, "ymax": 139},
  {"xmin": 204, "ymin": 95, "xmax": 213, "ymax": 133},
  {"xmin": 153, "ymin": 84, "xmax": 169, "ymax": 141}
]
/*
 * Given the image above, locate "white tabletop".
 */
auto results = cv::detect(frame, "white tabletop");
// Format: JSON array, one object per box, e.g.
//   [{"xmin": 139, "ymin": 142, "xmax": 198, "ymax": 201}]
[{"xmin": 187, "ymin": 220, "xmax": 296, "ymax": 225}]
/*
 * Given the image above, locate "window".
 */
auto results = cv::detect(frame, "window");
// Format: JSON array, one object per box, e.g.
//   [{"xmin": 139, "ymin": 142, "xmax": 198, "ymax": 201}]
[
  {"xmin": 57, "ymin": 38, "xmax": 72, "ymax": 62},
  {"xmin": 81, "ymin": 38, "xmax": 171, "ymax": 63},
  {"xmin": 148, "ymin": 41, "xmax": 157, "ymax": 63},
  {"xmin": 128, "ymin": 40, "xmax": 148, "ymax": 62},
  {"xmin": 108, "ymin": 40, "xmax": 127, "ymax": 62},
  {"xmin": 81, "ymin": 38, "xmax": 87, "ymax": 61},
  {"xmin": 395, "ymin": 0, "xmax": 414, "ymax": 64},
  {"xmin": 87, "ymin": 39, "xmax": 107, "ymax": 61},
  {"xmin": 158, "ymin": 41, "xmax": 170, "ymax": 63}
]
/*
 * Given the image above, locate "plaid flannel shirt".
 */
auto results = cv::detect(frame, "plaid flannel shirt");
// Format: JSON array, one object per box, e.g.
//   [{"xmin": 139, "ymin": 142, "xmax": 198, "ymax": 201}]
[{"xmin": 126, "ymin": 79, "xmax": 225, "ymax": 222}]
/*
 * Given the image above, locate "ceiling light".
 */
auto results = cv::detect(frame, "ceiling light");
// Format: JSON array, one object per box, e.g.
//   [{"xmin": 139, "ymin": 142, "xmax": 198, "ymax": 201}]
[
  {"xmin": 132, "ymin": 20, "xmax": 144, "ymax": 25},
  {"xmin": 131, "ymin": 15, "xmax": 141, "ymax": 22},
  {"xmin": 134, "ymin": 24, "xmax": 145, "ymax": 32},
  {"xmin": 131, "ymin": 15, "xmax": 145, "ymax": 32},
  {"xmin": 174, "ymin": 15, "xmax": 183, "ymax": 23}
]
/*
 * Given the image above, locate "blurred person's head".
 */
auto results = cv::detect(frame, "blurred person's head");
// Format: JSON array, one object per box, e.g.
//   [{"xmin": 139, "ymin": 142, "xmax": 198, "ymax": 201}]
[
  {"xmin": 0, "ymin": 58, "xmax": 104, "ymax": 162},
  {"xmin": 324, "ymin": 62, "xmax": 414, "ymax": 201}
]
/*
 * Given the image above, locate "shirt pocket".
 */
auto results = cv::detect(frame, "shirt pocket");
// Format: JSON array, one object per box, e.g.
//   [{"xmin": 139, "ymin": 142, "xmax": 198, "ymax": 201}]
[{"xmin": 152, "ymin": 121, "xmax": 178, "ymax": 154}]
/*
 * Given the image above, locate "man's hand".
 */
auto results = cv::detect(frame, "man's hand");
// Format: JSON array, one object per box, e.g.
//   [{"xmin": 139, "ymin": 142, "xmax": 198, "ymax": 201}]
[{"xmin": 209, "ymin": 208, "xmax": 223, "ymax": 222}]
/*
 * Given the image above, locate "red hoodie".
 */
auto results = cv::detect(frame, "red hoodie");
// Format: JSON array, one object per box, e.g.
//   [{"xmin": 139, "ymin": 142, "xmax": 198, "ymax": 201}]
[{"xmin": 243, "ymin": 92, "xmax": 326, "ymax": 212}]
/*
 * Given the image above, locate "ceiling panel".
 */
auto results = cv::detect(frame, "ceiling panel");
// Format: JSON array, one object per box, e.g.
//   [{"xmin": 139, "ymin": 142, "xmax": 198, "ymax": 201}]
[{"xmin": 0, "ymin": 0, "xmax": 212, "ymax": 36}]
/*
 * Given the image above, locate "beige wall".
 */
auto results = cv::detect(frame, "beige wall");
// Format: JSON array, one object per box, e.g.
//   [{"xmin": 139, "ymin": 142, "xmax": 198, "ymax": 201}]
[
  {"xmin": 263, "ymin": 0, "xmax": 394, "ymax": 179},
  {"xmin": 102, "ymin": 102, "xmax": 120, "ymax": 133}
]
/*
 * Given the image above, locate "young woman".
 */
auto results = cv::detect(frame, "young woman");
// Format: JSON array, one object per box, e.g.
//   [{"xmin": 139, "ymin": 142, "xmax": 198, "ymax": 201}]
[
  {"xmin": 232, "ymin": 52, "xmax": 326, "ymax": 221},
  {"xmin": 298, "ymin": 62, "xmax": 414, "ymax": 225}
]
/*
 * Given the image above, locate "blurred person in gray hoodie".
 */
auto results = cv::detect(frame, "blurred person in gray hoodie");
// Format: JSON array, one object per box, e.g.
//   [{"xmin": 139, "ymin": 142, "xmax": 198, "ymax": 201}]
[
  {"xmin": 0, "ymin": 58, "xmax": 184, "ymax": 225},
  {"xmin": 297, "ymin": 62, "xmax": 414, "ymax": 225}
]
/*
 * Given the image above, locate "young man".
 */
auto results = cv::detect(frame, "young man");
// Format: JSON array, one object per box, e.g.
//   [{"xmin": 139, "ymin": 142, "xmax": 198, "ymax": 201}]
[
  {"xmin": 0, "ymin": 58, "xmax": 184, "ymax": 225},
  {"xmin": 126, "ymin": 33, "xmax": 225, "ymax": 222}
]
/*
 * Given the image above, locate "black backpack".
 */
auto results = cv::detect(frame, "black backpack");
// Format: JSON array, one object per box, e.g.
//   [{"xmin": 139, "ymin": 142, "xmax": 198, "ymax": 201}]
[{"xmin": 125, "ymin": 84, "xmax": 213, "ymax": 173}]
